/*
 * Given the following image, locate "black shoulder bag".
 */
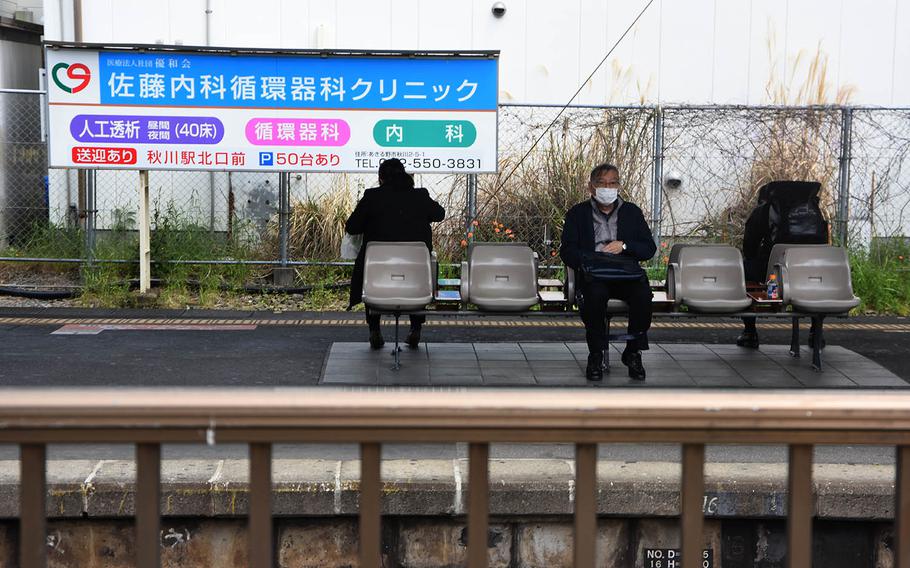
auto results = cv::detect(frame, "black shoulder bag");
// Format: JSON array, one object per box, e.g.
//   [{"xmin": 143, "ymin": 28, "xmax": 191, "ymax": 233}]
[
  {"xmin": 581, "ymin": 204, "xmax": 646, "ymax": 282},
  {"xmin": 581, "ymin": 251, "xmax": 646, "ymax": 282}
]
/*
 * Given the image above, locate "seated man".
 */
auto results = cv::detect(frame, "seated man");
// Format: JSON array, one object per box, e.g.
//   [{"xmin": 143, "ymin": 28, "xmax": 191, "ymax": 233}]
[{"xmin": 560, "ymin": 163, "xmax": 657, "ymax": 381}]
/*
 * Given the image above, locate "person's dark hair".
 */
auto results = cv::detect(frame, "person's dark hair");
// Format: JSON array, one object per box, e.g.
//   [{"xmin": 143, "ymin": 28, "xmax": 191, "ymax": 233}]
[
  {"xmin": 589, "ymin": 163, "xmax": 619, "ymax": 182},
  {"xmin": 378, "ymin": 158, "xmax": 415, "ymax": 188}
]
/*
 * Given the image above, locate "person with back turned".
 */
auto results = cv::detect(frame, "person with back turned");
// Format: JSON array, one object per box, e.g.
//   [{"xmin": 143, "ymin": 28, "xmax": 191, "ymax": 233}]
[
  {"xmin": 738, "ymin": 180, "xmax": 829, "ymax": 349},
  {"xmin": 345, "ymin": 158, "xmax": 445, "ymax": 349},
  {"xmin": 560, "ymin": 163, "xmax": 657, "ymax": 381}
]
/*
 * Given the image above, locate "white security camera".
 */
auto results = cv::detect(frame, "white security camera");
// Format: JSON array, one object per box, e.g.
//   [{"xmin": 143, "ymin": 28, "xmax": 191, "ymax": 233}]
[
  {"xmin": 492, "ymin": 2, "xmax": 506, "ymax": 17},
  {"xmin": 663, "ymin": 172, "xmax": 683, "ymax": 190}
]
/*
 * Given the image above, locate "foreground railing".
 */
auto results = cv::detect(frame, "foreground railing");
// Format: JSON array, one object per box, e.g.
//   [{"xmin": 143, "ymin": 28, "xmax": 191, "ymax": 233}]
[{"xmin": 2, "ymin": 388, "xmax": 910, "ymax": 568}]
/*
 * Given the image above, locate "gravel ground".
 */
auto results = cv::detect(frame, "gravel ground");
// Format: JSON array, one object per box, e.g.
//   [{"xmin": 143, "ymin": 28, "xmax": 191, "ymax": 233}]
[{"xmin": 0, "ymin": 265, "xmax": 82, "ymax": 308}]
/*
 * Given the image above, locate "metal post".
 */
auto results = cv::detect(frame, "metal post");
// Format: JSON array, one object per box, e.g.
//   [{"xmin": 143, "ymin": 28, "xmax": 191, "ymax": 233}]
[
  {"xmin": 136, "ymin": 443, "xmax": 160, "ymax": 568},
  {"xmin": 279, "ymin": 172, "xmax": 289, "ymax": 267},
  {"xmin": 138, "ymin": 170, "xmax": 151, "ymax": 293},
  {"xmin": 574, "ymin": 443, "xmax": 597, "ymax": 568},
  {"xmin": 73, "ymin": 0, "xmax": 83, "ymax": 42},
  {"xmin": 788, "ymin": 444, "xmax": 814, "ymax": 568},
  {"xmin": 896, "ymin": 446, "xmax": 910, "ymax": 568},
  {"xmin": 249, "ymin": 443, "xmax": 273, "ymax": 568},
  {"xmin": 84, "ymin": 169, "xmax": 95, "ymax": 265},
  {"xmin": 205, "ymin": 0, "xmax": 215, "ymax": 232},
  {"xmin": 468, "ymin": 442, "xmax": 490, "ymax": 568},
  {"xmin": 359, "ymin": 443, "xmax": 382, "ymax": 568},
  {"xmin": 650, "ymin": 107, "xmax": 664, "ymax": 250},
  {"xmin": 20, "ymin": 444, "xmax": 46, "ymax": 568},
  {"xmin": 681, "ymin": 443, "xmax": 705, "ymax": 568},
  {"xmin": 466, "ymin": 174, "xmax": 477, "ymax": 242},
  {"xmin": 836, "ymin": 107, "xmax": 853, "ymax": 246}
]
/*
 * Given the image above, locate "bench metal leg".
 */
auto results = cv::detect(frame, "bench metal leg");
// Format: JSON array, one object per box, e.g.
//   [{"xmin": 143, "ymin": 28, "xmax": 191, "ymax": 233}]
[
  {"xmin": 391, "ymin": 313, "xmax": 402, "ymax": 370},
  {"xmin": 811, "ymin": 315, "xmax": 825, "ymax": 371},
  {"xmin": 790, "ymin": 317, "xmax": 801, "ymax": 358}
]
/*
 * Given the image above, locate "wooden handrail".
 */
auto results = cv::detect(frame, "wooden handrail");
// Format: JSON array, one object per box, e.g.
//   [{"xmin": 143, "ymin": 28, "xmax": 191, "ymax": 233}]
[
  {"xmin": 5, "ymin": 388, "xmax": 910, "ymax": 568},
  {"xmin": 3, "ymin": 390, "xmax": 910, "ymax": 447}
]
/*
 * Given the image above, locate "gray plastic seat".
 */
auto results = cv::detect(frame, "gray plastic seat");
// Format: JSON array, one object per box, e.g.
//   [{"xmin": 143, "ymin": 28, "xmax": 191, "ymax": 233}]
[
  {"xmin": 667, "ymin": 243, "xmax": 719, "ymax": 266},
  {"xmin": 461, "ymin": 243, "xmax": 538, "ymax": 311},
  {"xmin": 667, "ymin": 245, "xmax": 752, "ymax": 313},
  {"xmin": 564, "ymin": 265, "xmax": 629, "ymax": 313},
  {"xmin": 777, "ymin": 246, "xmax": 859, "ymax": 313},
  {"xmin": 766, "ymin": 243, "xmax": 827, "ymax": 281},
  {"xmin": 362, "ymin": 241, "xmax": 433, "ymax": 312}
]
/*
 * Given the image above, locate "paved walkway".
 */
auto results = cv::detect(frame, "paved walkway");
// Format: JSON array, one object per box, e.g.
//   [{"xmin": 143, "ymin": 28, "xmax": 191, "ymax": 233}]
[{"xmin": 322, "ymin": 341, "xmax": 907, "ymax": 387}]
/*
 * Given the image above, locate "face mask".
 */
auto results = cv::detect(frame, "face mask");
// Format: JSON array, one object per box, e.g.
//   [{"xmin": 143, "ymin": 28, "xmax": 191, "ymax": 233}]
[{"xmin": 593, "ymin": 187, "xmax": 618, "ymax": 205}]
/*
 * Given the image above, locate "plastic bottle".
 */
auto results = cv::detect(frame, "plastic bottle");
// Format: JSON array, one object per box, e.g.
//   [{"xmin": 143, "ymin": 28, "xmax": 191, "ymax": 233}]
[{"xmin": 767, "ymin": 273, "xmax": 779, "ymax": 300}]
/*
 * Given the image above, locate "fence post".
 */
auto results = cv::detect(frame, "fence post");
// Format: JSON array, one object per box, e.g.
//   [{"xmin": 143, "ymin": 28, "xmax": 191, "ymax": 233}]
[
  {"xmin": 836, "ymin": 107, "xmax": 853, "ymax": 246},
  {"xmin": 650, "ymin": 106, "xmax": 664, "ymax": 250},
  {"xmin": 273, "ymin": 171, "xmax": 294, "ymax": 286},
  {"xmin": 466, "ymin": 174, "xmax": 477, "ymax": 242},
  {"xmin": 138, "ymin": 170, "xmax": 151, "ymax": 294},
  {"xmin": 84, "ymin": 169, "xmax": 96, "ymax": 266},
  {"xmin": 279, "ymin": 171, "xmax": 289, "ymax": 265}
]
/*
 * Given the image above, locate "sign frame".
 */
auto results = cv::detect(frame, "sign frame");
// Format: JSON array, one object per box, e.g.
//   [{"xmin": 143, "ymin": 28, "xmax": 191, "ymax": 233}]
[{"xmin": 44, "ymin": 42, "xmax": 500, "ymax": 174}]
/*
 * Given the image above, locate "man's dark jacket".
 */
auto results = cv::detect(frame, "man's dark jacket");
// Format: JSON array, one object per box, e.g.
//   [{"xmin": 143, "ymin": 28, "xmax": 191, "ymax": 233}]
[
  {"xmin": 559, "ymin": 199, "xmax": 657, "ymax": 271},
  {"xmin": 345, "ymin": 183, "xmax": 445, "ymax": 308}
]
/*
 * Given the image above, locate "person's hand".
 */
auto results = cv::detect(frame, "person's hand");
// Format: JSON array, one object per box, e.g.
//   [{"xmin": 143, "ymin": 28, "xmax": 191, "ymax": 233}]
[{"xmin": 603, "ymin": 241, "xmax": 624, "ymax": 254}]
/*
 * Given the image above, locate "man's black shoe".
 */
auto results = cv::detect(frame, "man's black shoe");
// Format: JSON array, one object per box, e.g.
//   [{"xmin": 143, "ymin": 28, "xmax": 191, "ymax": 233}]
[
  {"xmin": 369, "ymin": 330, "xmax": 385, "ymax": 349},
  {"xmin": 621, "ymin": 350, "xmax": 646, "ymax": 380},
  {"xmin": 736, "ymin": 330, "xmax": 760, "ymax": 349},
  {"xmin": 406, "ymin": 326, "xmax": 421, "ymax": 349},
  {"xmin": 586, "ymin": 352, "xmax": 604, "ymax": 381}
]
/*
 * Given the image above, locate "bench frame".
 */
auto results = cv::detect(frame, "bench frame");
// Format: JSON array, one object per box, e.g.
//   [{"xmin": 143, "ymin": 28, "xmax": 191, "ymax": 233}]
[
  {"xmin": 370, "ymin": 251, "xmax": 850, "ymax": 373},
  {"xmin": 369, "ymin": 303, "xmax": 846, "ymax": 373}
]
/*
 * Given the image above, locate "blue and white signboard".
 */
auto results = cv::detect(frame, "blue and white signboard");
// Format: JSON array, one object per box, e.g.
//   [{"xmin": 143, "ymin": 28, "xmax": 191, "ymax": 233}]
[{"xmin": 46, "ymin": 44, "xmax": 499, "ymax": 172}]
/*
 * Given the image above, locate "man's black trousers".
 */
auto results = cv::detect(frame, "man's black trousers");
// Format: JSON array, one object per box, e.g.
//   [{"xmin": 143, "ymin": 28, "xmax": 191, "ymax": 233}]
[{"xmin": 579, "ymin": 277, "xmax": 653, "ymax": 355}]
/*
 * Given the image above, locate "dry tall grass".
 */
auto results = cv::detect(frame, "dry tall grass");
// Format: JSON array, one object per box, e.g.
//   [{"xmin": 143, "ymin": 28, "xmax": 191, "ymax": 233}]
[
  {"xmin": 708, "ymin": 44, "xmax": 854, "ymax": 245},
  {"xmin": 261, "ymin": 176, "xmax": 355, "ymax": 261}
]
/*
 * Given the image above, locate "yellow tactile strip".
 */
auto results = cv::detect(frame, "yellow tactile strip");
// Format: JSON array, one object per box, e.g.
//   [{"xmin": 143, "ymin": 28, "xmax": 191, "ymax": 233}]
[{"xmin": 0, "ymin": 316, "xmax": 908, "ymax": 332}]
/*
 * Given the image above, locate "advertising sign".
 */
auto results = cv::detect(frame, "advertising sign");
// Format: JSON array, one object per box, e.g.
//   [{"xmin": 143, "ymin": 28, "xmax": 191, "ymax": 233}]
[{"xmin": 46, "ymin": 44, "xmax": 499, "ymax": 172}]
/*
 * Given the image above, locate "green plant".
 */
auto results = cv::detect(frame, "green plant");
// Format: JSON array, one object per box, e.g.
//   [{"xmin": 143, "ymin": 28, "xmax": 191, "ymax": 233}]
[
  {"xmin": 850, "ymin": 243, "xmax": 910, "ymax": 315},
  {"xmin": 79, "ymin": 263, "xmax": 132, "ymax": 307},
  {"xmin": 7, "ymin": 220, "xmax": 84, "ymax": 259}
]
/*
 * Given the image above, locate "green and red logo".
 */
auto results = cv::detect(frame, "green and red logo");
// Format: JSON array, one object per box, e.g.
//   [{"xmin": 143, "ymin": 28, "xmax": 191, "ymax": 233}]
[{"xmin": 52, "ymin": 62, "xmax": 91, "ymax": 94}]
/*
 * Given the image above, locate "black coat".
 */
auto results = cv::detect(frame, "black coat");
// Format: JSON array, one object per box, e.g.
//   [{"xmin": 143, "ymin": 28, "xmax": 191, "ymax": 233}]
[
  {"xmin": 345, "ymin": 183, "xmax": 445, "ymax": 308},
  {"xmin": 559, "ymin": 199, "xmax": 656, "ymax": 270},
  {"xmin": 742, "ymin": 201, "xmax": 772, "ymax": 282},
  {"xmin": 741, "ymin": 181, "xmax": 829, "ymax": 282}
]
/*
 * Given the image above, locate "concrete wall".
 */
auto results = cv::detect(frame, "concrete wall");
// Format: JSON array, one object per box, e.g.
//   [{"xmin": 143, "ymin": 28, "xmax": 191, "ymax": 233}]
[
  {"xmin": 0, "ymin": 518, "xmax": 896, "ymax": 568},
  {"xmin": 0, "ymin": 457, "xmax": 901, "ymax": 567}
]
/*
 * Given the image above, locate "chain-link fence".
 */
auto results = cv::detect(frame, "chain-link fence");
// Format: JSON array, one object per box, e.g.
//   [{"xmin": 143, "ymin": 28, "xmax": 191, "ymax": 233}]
[
  {"xmin": 660, "ymin": 106, "xmax": 844, "ymax": 246},
  {"xmin": 2, "ymin": 90, "xmax": 910, "ymax": 271},
  {"xmin": 848, "ymin": 109, "xmax": 910, "ymax": 247}
]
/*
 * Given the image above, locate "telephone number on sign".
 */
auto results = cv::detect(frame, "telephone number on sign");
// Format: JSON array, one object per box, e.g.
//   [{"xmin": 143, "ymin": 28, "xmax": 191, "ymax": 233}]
[{"xmin": 395, "ymin": 158, "xmax": 483, "ymax": 170}]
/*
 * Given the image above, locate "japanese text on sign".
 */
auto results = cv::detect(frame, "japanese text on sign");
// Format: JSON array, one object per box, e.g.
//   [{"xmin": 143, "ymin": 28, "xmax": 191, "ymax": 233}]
[{"xmin": 46, "ymin": 45, "xmax": 499, "ymax": 172}]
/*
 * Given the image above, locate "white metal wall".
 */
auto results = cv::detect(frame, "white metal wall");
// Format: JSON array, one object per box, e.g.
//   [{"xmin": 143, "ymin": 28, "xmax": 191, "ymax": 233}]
[{"xmin": 40, "ymin": 0, "xmax": 910, "ymax": 106}]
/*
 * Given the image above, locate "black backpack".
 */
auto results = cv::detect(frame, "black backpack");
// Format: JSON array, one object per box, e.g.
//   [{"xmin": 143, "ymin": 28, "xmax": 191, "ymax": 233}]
[{"xmin": 764, "ymin": 181, "xmax": 829, "ymax": 244}]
